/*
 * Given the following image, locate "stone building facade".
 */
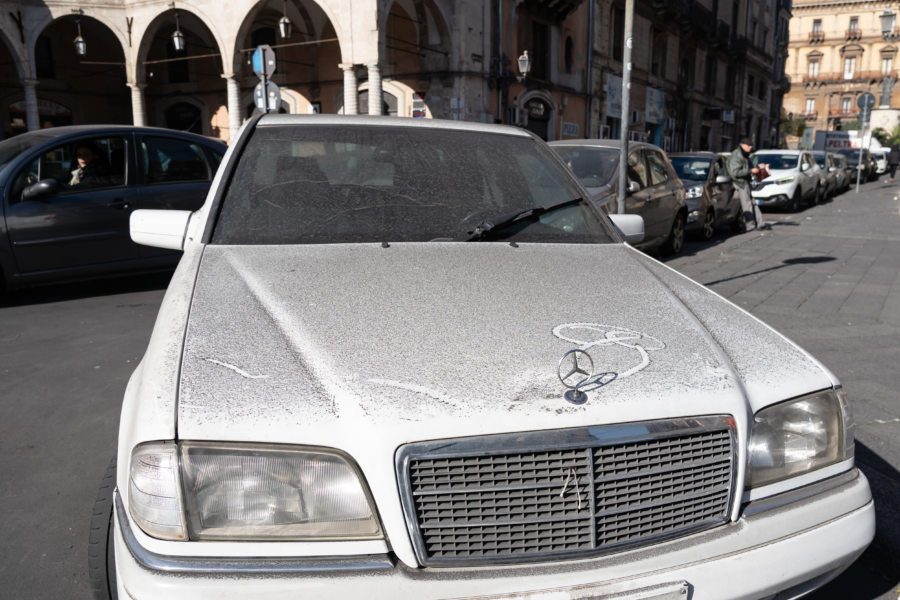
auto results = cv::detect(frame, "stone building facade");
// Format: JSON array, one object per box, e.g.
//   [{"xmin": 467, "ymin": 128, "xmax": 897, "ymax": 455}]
[
  {"xmin": 784, "ymin": 0, "xmax": 900, "ymax": 133},
  {"xmin": 0, "ymin": 0, "xmax": 786, "ymax": 151}
]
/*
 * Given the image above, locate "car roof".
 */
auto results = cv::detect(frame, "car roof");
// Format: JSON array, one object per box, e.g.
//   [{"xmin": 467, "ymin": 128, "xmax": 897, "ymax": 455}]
[
  {"xmin": 754, "ymin": 149, "xmax": 803, "ymax": 154},
  {"xmin": 547, "ymin": 138, "xmax": 666, "ymax": 152},
  {"xmin": 256, "ymin": 114, "xmax": 534, "ymax": 139},
  {"xmin": 668, "ymin": 152, "xmax": 719, "ymax": 158},
  {"xmin": 6, "ymin": 124, "xmax": 226, "ymax": 145}
]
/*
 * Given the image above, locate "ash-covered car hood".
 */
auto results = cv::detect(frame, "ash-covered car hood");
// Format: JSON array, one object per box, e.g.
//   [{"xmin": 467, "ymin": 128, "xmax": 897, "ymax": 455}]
[{"xmin": 176, "ymin": 243, "xmax": 834, "ymax": 442}]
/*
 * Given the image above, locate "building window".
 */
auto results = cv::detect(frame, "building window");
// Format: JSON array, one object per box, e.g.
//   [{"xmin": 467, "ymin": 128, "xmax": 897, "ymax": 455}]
[
  {"xmin": 651, "ymin": 30, "xmax": 667, "ymax": 76},
  {"xmin": 841, "ymin": 97, "xmax": 852, "ymax": 112},
  {"xmin": 813, "ymin": 19, "xmax": 822, "ymax": 34},
  {"xmin": 725, "ymin": 65, "xmax": 736, "ymax": 103},
  {"xmin": 531, "ymin": 21, "xmax": 549, "ymax": 80},
  {"xmin": 849, "ymin": 17, "xmax": 858, "ymax": 32},
  {"xmin": 883, "ymin": 56, "xmax": 894, "ymax": 74},
  {"xmin": 808, "ymin": 59, "xmax": 820, "ymax": 77},
  {"xmin": 564, "ymin": 36, "xmax": 574, "ymax": 74},
  {"xmin": 806, "ymin": 98, "xmax": 816, "ymax": 114},
  {"xmin": 844, "ymin": 56, "xmax": 857, "ymax": 79},
  {"xmin": 612, "ymin": 7, "xmax": 624, "ymax": 62},
  {"xmin": 705, "ymin": 58, "xmax": 717, "ymax": 94},
  {"xmin": 747, "ymin": 74, "xmax": 755, "ymax": 97}
]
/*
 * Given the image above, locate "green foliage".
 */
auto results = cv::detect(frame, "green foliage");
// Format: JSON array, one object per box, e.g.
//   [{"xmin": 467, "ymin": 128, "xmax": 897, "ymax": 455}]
[{"xmin": 872, "ymin": 127, "xmax": 890, "ymax": 146}]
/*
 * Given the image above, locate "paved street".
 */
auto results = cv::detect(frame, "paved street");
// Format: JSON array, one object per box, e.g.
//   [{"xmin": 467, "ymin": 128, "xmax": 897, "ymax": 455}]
[
  {"xmin": 0, "ymin": 179, "xmax": 898, "ymax": 599},
  {"xmin": 664, "ymin": 179, "xmax": 900, "ymax": 599}
]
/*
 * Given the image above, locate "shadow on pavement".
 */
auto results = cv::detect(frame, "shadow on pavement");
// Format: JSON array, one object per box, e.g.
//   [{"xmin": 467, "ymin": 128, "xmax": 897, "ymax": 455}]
[
  {"xmin": 806, "ymin": 441, "xmax": 900, "ymax": 599},
  {"xmin": 700, "ymin": 255, "xmax": 837, "ymax": 286},
  {"xmin": 0, "ymin": 270, "xmax": 172, "ymax": 308}
]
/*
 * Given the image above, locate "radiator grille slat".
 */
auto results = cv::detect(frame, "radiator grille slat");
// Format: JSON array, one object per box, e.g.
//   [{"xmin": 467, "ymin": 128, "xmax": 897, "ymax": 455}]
[{"xmin": 403, "ymin": 424, "xmax": 734, "ymax": 564}]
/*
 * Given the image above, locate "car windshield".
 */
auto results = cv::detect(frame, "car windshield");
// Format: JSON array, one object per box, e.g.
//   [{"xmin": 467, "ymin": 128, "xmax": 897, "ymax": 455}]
[
  {"xmin": 752, "ymin": 153, "xmax": 799, "ymax": 170},
  {"xmin": 669, "ymin": 156, "xmax": 711, "ymax": 181},
  {"xmin": 212, "ymin": 125, "xmax": 615, "ymax": 245},
  {"xmin": 0, "ymin": 131, "xmax": 55, "ymax": 169},
  {"xmin": 812, "ymin": 154, "xmax": 827, "ymax": 168},
  {"xmin": 549, "ymin": 146, "xmax": 619, "ymax": 188}
]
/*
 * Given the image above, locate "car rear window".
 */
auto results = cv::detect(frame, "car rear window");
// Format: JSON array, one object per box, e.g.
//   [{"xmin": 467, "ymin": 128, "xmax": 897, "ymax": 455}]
[{"xmin": 211, "ymin": 125, "xmax": 615, "ymax": 245}]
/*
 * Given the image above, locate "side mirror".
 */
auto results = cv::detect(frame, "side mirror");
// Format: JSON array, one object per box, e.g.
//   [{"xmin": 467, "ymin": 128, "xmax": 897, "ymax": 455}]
[
  {"xmin": 608, "ymin": 213, "xmax": 645, "ymax": 245},
  {"xmin": 800, "ymin": 163, "xmax": 809, "ymax": 171},
  {"xmin": 626, "ymin": 180, "xmax": 641, "ymax": 194},
  {"xmin": 21, "ymin": 179, "xmax": 59, "ymax": 201},
  {"xmin": 130, "ymin": 209, "xmax": 192, "ymax": 250},
  {"xmin": 715, "ymin": 174, "xmax": 731, "ymax": 184}
]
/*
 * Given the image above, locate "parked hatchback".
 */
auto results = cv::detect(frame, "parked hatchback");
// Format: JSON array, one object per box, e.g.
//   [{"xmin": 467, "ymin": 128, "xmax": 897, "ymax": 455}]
[
  {"xmin": 750, "ymin": 149, "xmax": 822, "ymax": 211},
  {"xmin": 549, "ymin": 139, "xmax": 687, "ymax": 255},
  {"xmin": 92, "ymin": 114, "xmax": 873, "ymax": 600},
  {"xmin": 668, "ymin": 151, "xmax": 741, "ymax": 239},
  {"xmin": 0, "ymin": 125, "xmax": 226, "ymax": 291}
]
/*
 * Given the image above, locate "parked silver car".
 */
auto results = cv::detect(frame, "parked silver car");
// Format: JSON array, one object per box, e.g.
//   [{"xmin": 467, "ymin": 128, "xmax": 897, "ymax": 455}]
[
  {"xmin": 832, "ymin": 152, "xmax": 852, "ymax": 193},
  {"xmin": 668, "ymin": 152, "xmax": 741, "ymax": 240},
  {"xmin": 549, "ymin": 139, "xmax": 687, "ymax": 255},
  {"xmin": 810, "ymin": 150, "xmax": 840, "ymax": 200}
]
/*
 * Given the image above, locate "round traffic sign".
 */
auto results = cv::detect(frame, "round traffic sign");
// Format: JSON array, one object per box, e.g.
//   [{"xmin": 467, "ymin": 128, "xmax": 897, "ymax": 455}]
[{"xmin": 858, "ymin": 92, "xmax": 876, "ymax": 110}]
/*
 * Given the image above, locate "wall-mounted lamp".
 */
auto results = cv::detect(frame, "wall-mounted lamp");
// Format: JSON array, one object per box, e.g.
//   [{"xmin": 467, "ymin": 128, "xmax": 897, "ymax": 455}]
[
  {"xmin": 279, "ymin": 0, "xmax": 292, "ymax": 39},
  {"xmin": 74, "ymin": 19, "xmax": 87, "ymax": 56},
  {"xmin": 517, "ymin": 50, "xmax": 531, "ymax": 82},
  {"xmin": 171, "ymin": 5, "xmax": 185, "ymax": 52},
  {"xmin": 881, "ymin": 8, "xmax": 898, "ymax": 39}
]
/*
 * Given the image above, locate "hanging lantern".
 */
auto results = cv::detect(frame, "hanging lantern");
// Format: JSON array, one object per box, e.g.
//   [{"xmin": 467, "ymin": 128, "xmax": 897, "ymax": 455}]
[
  {"xmin": 74, "ymin": 20, "xmax": 87, "ymax": 56},
  {"xmin": 279, "ymin": 1, "xmax": 291, "ymax": 39},
  {"xmin": 172, "ymin": 11, "xmax": 185, "ymax": 52}
]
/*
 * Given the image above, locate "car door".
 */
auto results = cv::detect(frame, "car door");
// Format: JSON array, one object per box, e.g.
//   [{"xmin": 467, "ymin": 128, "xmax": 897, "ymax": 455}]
[
  {"xmin": 4, "ymin": 133, "xmax": 139, "ymax": 274},
  {"xmin": 623, "ymin": 150, "xmax": 660, "ymax": 245},
  {"xmin": 136, "ymin": 134, "xmax": 221, "ymax": 257},
  {"xmin": 709, "ymin": 156, "xmax": 736, "ymax": 219},
  {"xmin": 800, "ymin": 152, "xmax": 818, "ymax": 198},
  {"xmin": 644, "ymin": 148, "xmax": 680, "ymax": 240}
]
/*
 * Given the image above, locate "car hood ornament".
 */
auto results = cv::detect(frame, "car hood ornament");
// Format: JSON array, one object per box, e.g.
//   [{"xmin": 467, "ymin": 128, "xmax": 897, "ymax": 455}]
[{"xmin": 557, "ymin": 348, "xmax": 594, "ymax": 404}]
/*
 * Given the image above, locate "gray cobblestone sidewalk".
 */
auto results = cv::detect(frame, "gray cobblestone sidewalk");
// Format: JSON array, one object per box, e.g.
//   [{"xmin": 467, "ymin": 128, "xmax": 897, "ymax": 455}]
[{"xmin": 664, "ymin": 179, "xmax": 900, "ymax": 600}]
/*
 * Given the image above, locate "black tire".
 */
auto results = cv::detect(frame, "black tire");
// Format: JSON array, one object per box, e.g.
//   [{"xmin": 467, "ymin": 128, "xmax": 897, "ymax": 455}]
[
  {"xmin": 661, "ymin": 212, "xmax": 686, "ymax": 256},
  {"xmin": 810, "ymin": 184, "xmax": 820, "ymax": 206},
  {"xmin": 789, "ymin": 189, "xmax": 801, "ymax": 212},
  {"xmin": 88, "ymin": 456, "xmax": 118, "ymax": 600},
  {"xmin": 700, "ymin": 209, "xmax": 716, "ymax": 241}
]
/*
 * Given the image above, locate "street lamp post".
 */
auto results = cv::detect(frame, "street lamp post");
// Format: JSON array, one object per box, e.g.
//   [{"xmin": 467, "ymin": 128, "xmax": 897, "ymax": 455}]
[{"xmin": 517, "ymin": 51, "xmax": 531, "ymax": 82}]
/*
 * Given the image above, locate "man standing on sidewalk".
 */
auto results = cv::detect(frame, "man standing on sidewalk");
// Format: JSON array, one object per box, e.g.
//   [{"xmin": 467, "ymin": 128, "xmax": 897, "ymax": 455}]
[{"xmin": 726, "ymin": 137, "xmax": 768, "ymax": 231}]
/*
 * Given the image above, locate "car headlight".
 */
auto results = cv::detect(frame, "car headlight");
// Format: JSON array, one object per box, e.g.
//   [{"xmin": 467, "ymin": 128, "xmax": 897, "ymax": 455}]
[
  {"xmin": 775, "ymin": 176, "xmax": 795, "ymax": 184},
  {"xmin": 129, "ymin": 442, "xmax": 382, "ymax": 541},
  {"xmin": 746, "ymin": 390, "xmax": 854, "ymax": 489},
  {"xmin": 686, "ymin": 186, "xmax": 703, "ymax": 199}
]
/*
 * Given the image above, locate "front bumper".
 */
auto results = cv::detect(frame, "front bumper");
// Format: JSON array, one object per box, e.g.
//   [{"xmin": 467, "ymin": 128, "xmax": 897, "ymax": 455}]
[
  {"xmin": 750, "ymin": 183, "xmax": 794, "ymax": 208},
  {"xmin": 114, "ymin": 468, "xmax": 874, "ymax": 600}
]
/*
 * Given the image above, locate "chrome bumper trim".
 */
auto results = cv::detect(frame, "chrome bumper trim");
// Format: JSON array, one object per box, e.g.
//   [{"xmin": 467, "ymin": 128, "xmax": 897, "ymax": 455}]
[{"xmin": 115, "ymin": 491, "xmax": 395, "ymax": 575}]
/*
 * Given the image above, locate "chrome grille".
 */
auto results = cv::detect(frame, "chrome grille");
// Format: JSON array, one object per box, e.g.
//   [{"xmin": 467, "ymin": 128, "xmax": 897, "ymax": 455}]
[{"xmin": 397, "ymin": 418, "xmax": 735, "ymax": 565}]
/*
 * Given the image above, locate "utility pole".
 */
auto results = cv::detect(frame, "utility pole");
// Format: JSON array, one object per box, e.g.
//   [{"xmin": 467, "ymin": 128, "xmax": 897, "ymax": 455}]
[{"xmin": 617, "ymin": 0, "xmax": 634, "ymax": 214}]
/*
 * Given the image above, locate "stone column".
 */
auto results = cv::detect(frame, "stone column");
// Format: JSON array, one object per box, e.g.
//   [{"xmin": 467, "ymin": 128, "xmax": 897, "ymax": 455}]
[
  {"xmin": 222, "ymin": 74, "xmax": 243, "ymax": 142},
  {"xmin": 23, "ymin": 79, "xmax": 39, "ymax": 131},
  {"xmin": 127, "ymin": 82, "xmax": 147, "ymax": 126},
  {"xmin": 340, "ymin": 63, "xmax": 358, "ymax": 115},
  {"xmin": 367, "ymin": 63, "xmax": 383, "ymax": 116}
]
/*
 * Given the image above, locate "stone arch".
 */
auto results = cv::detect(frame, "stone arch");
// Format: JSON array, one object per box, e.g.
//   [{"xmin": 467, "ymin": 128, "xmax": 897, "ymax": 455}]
[
  {"xmin": 519, "ymin": 88, "xmax": 557, "ymax": 141},
  {"xmin": 31, "ymin": 14, "xmax": 130, "ymax": 126}
]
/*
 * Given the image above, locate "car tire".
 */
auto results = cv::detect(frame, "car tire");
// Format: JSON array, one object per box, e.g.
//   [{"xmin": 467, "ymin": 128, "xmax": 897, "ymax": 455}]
[
  {"xmin": 811, "ymin": 184, "xmax": 821, "ymax": 206},
  {"xmin": 661, "ymin": 212, "xmax": 686, "ymax": 256},
  {"xmin": 88, "ymin": 456, "xmax": 118, "ymax": 600},
  {"xmin": 700, "ymin": 209, "xmax": 715, "ymax": 241},
  {"xmin": 789, "ymin": 189, "xmax": 801, "ymax": 212}
]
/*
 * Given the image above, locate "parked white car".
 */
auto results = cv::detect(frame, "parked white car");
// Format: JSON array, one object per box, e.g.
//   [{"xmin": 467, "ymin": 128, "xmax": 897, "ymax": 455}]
[
  {"xmin": 91, "ymin": 115, "xmax": 874, "ymax": 600},
  {"xmin": 750, "ymin": 149, "xmax": 823, "ymax": 212},
  {"xmin": 872, "ymin": 148, "xmax": 889, "ymax": 175}
]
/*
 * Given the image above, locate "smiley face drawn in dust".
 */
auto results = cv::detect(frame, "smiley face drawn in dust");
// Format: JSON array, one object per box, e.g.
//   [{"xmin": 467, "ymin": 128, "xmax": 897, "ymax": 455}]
[{"xmin": 552, "ymin": 323, "xmax": 665, "ymax": 387}]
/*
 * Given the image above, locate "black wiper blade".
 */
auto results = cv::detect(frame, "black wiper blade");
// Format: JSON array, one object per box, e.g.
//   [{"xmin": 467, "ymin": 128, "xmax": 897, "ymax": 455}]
[{"xmin": 462, "ymin": 198, "xmax": 585, "ymax": 241}]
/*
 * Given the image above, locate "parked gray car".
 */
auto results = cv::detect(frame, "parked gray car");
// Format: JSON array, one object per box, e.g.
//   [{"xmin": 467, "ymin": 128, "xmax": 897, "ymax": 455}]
[
  {"xmin": 810, "ymin": 151, "xmax": 840, "ymax": 200},
  {"xmin": 549, "ymin": 139, "xmax": 687, "ymax": 255},
  {"xmin": 668, "ymin": 152, "xmax": 741, "ymax": 239},
  {"xmin": 832, "ymin": 152, "xmax": 852, "ymax": 193}
]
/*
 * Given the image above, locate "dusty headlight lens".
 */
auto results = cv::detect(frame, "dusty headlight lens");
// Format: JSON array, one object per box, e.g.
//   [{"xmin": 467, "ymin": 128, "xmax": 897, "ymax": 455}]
[
  {"xmin": 129, "ymin": 443, "xmax": 186, "ymax": 540},
  {"xmin": 180, "ymin": 443, "xmax": 382, "ymax": 540},
  {"xmin": 746, "ymin": 390, "xmax": 849, "ymax": 488},
  {"xmin": 686, "ymin": 187, "xmax": 703, "ymax": 199}
]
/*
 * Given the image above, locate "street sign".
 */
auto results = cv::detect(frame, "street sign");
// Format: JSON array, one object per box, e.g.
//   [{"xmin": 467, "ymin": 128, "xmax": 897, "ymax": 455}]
[
  {"xmin": 254, "ymin": 80, "xmax": 281, "ymax": 112},
  {"xmin": 251, "ymin": 44, "xmax": 276, "ymax": 79},
  {"xmin": 858, "ymin": 92, "xmax": 876, "ymax": 111}
]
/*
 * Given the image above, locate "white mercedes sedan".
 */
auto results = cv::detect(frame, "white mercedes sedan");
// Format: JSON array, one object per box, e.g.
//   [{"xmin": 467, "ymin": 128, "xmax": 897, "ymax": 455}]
[{"xmin": 90, "ymin": 115, "xmax": 874, "ymax": 600}]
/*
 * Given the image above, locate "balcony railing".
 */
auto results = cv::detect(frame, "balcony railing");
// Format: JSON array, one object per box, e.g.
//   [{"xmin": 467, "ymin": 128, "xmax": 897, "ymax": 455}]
[
  {"xmin": 829, "ymin": 108, "xmax": 860, "ymax": 117},
  {"xmin": 803, "ymin": 110, "xmax": 819, "ymax": 119},
  {"xmin": 802, "ymin": 70, "xmax": 898, "ymax": 83},
  {"xmin": 846, "ymin": 29, "xmax": 862, "ymax": 40},
  {"xmin": 809, "ymin": 31, "xmax": 825, "ymax": 42}
]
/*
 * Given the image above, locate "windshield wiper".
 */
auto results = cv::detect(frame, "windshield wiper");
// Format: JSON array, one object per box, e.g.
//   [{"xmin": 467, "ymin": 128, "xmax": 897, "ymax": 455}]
[{"xmin": 461, "ymin": 198, "xmax": 585, "ymax": 241}]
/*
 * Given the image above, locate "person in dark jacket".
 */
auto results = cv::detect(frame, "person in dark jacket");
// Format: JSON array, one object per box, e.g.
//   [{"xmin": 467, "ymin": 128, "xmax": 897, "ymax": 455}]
[
  {"xmin": 725, "ymin": 137, "xmax": 767, "ymax": 231},
  {"xmin": 888, "ymin": 145, "xmax": 900, "ymax": 182}
]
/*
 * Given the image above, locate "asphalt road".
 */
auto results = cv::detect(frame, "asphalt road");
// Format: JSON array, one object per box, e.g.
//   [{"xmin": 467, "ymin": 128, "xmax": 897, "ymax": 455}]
[{"xmin": 0, "ymin": 178, "xmax": 898, "ymax": 599}]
